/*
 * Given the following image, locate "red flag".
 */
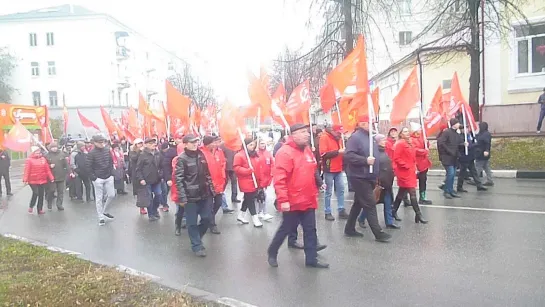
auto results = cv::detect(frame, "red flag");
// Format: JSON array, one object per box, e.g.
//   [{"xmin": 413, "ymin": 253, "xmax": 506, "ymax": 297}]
[
  {"xmin": 3, "ymin": 121, "xmax": 32, "ymax": 152},
  {"xmin": 100, "ymin": 106, "xmax": 119, "ymax": 138},
  {"xmin": 285, "ymin": 80, "xmax": 311, "ymax": 118},
  {"xmin": 327, "ymin": 37, "xmax": 365, "ymax": 94},
  {"xmin": 62, "ymin": 102, "xmax": 69, "ymax": 135},
  {"xmin": 450, "ymin": 72, "xmax": 477, "ymax": 131},
  {"xmin": 247, "ymin": 70, "xmax": 272, "ymax": 119},
  {"xmin": 77, "ymin": 109, "xmax": 100, "ymax": 131},
  {"xmin": 320, "ymin": 83, "xmax": 336, "ymax": 113},
  {"xmin": 424, "ymin": 86, "xmax": 446, "ymax": 136},
  {"xmin": 355, "ymin": 35, "xmax": 370, "ymax": 96},
  {"xmin": 371, "ymin": 87, "xmax": 380, "ymax": 118},
  {"xmin": 390, "ymin": 66, "xmax": 420, "ymax": 125},
  {"xmin": 166, "ymin": 81, "xmax": 190, "ymax": 124},
  {"xmin": 37, "ymin": 106, "xmax": 52, "ymax": 144},
  {"xmin": 219, "ymin": 100, "xmax": 244, "ymax": 151}
]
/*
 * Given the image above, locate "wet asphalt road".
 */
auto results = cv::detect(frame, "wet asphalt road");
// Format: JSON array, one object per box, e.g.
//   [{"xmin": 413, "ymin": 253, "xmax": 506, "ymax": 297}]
[{"xmin": 0, "ymin": 176, "xmax": 544, "ymax": 307}]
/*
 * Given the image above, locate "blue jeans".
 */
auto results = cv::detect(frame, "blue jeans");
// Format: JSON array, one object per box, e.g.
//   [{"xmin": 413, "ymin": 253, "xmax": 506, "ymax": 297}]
[
  {"xmin": 160, "ymin": 180, "xmax": 170, "ymax": 207},
  {"xmin": 221, "ymin": 193, "xmax": 229, "ymax": 210},
  {"xmin": 185, "ymin": 198, "xmax": 212, "ymax": 252},
  {"xmin": 537, "ymin": 108, "xmax": 545, "ymax": 131},
  {"xmin": 324, "ymin": 172, "xmax": 345, "ymax": 214},
  {"xmin": 359, "ymin": 189, "xmax": 394, "ymax": 225},
  {"xmin": 443, "ymin": 165, "xmax": 456, "ymax": 194},
  {"xmin": 146, "ymin": 182, "xmax": 162, "ymax": 218}
]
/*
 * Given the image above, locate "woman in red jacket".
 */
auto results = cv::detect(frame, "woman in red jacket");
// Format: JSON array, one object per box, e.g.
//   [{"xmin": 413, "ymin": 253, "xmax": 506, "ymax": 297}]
[
  {"xmin": 23, "ymin": 146, "xmax": 54, "ymax": 214},
  {"xmin": 233, "ymin": 138, "xmax": 262, "ymax": 227},
  {"xmin": 391, "ymin": 127, "xmax": 428, "ymax": 224},
  {"xmin": 257, "ymin": 139, "xmax": 274, "ymax": 221},
  {"xmin": 410, "ymin": 122, "xmax": 433, "ymax": 204}
]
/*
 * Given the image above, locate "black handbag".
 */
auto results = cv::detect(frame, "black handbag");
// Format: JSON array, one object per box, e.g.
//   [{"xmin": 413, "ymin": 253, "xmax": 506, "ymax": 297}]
[{"xmin": 135, "ymin": 187, "xmax": 151, "ymax": 208}]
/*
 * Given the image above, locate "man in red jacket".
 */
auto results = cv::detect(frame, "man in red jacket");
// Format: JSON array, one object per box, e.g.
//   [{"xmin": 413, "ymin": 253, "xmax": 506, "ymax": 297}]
[
  {"xmin": 200, "ymin": 135, "xmax": 227, "ymax": 234},
  {"xmin": 319, "ymin": 124, "xmax": 347, "ymax": 221},
  {"xmin": 267, "ymin": 124, "xmax": 329, "ymax": 269}
]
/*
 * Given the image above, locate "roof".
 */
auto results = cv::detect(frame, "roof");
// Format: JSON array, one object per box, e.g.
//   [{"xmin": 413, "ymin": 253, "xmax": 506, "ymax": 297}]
[{"xmin": 0, "ymin": 4, "xmax": 99, "ymax": 21}]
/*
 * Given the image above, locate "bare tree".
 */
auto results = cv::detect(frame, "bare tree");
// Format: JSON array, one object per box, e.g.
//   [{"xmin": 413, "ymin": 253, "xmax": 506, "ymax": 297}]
[
  {"xmin": 411, "ymin": 0, "xmax": 531, "ymax": 121},
  {"xmin": 0, "ymin": 47, "xmax": 17, "ymax": 103},
  {"xmin": 168, "ymin": 62, "xmax": 217, "ymax": 110}
]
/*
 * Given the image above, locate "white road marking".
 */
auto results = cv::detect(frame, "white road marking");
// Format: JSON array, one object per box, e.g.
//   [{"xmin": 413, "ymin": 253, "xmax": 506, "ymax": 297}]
[{"xmin": 420, "ymin": 204, "xmax": 545, "ymax": 215}]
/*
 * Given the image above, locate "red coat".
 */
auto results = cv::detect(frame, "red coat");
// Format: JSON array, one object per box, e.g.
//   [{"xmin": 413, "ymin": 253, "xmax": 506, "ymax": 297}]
[
  {"xmin": 170, "ymin": 156, "xmax": 180, "ymax": 203},
  {"xmin": 201, "ymin": 146, "xmax": 227, "ymax": 193},
  {"xmin": 319, "ymin": 131, "xmax": 343, "ymax": 173},
  {"xmin": 23, "ymin": 153, "xmax": 54, "ymax": 185},
  {"xmin": 233, "ymin": 150, "xmax": 261, "ymax": 193},
  {"xmin": 273, "ymin": 138, "xmax": 318, "ymax": 211},
  {"xmin": 393, "ymin": 139, "xmax": 417, "ymax": 188},
  {"xmin": 411, "ymin": 133, "xmax": 432, "ymax": 172},
  {"xmin": 258, "ymin": 149, "xmax": 274, "ymax": 188},
  {"xmin": 385, "ymin": 137, "xmax": 396, "ymax": 158}
]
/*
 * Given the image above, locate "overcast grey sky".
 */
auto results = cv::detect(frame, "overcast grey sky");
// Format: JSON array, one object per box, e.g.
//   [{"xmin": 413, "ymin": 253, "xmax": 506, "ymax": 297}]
[{"xmin": 1, "ymin": 0, "xmax": 321, "ymax": 105}]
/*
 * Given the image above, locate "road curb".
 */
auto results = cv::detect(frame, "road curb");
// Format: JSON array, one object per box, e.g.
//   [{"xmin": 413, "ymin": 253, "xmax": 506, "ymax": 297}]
[
  {"xmin": 427, "ymin": 169, "xmax": 545, "ymax": 179},
  {"xmin": 0, "ymin": 233, "xmax": 255, "ymax": 307}
]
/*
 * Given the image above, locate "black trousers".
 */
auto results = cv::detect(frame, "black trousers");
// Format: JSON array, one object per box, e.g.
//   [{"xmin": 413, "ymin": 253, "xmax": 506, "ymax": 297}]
[
  {"xmin": 457, "ymin": 161, "xmax": 481, "ymax": 189},
  {"xmin": 268, "ymin": 209, "xmax": 318, "ymax": 265},
  {"xmin": 76, "ymin": 175, "xmax": 93, "ymax": 201},
  {"xmin": 210, "ymin": 193, "xmax": 223, "ymax": 226},
  {"xmin": 0, "ymin": 171, "xmax": 11, "ymax": 194},
  {"xmin": 241, "ymin": 191, "xmax": 257, "ymax": 215},
  {"xmin": 345, "ymin": 177, "xmax": 383, "ymax": 237},
  {"xmin": 226, "ymin": 170, "xmax": 238, "ymax": 201},
  {"xmin": 417, "ymin": 170, "xmax": 428, "ymax": 193},
  {"xmin": 29, "ymin": 184, "xmax": 46, "ymax": 211}
]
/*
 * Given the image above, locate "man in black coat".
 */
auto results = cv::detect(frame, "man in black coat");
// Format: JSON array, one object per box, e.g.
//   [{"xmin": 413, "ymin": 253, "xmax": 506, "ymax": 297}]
[
  {"xmin": 456, "ymin": 127, "xmax": 487, "ymax": 193},
  {"xmin": 175, "ymin": 134, "xmax": 215, "ymax": 257},
  {"xmin": 474, "ymin": 122, "xmax": 494, "ymax": 186},
  {"xmin": 136, "ymin": 138, "xmax": 164, "ymax": 221},
  {"xmin": 46, "ymin": 142, "xmax": 68, "ymax": 211},
  {"xmin": 0, "ymin": 148, "xmax": 12, "ymax": 196},
  {"xmin": 437, "ymin": 118, "xmax": 463, "ymax": 199}
]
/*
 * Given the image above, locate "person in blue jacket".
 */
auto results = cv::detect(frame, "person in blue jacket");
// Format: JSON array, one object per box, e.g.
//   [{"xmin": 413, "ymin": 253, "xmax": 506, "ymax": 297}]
[{"xmin": 343, "ymin": 115, "xmax": 391, "ymax": 242}]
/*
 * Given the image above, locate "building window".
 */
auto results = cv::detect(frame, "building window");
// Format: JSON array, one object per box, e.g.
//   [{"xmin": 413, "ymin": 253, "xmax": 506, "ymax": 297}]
[
  {"xmin": 32, "ymin": 91, "xmax": 41, "ymax": 106},
  {"xmin": 31, "ymin": 62, "xmax": 40, "ymax": 76},
  {"xmin": 399, "ymin": 31, "xmax": 412, "ymax": 45},
  {"xmin": 29, "ymin": 33, "xmax": 37, "ymax": 46},
  {"xmin": 398, "ymin": 0, "xmax": 411, "ymax": 15},
  {"xmin": 49, "ymin": 91, "xmax": 58, "ymax": 107},
  {"xmin": 442, "ymin": 79, "xmax": 452, "ymax": 90},
  {"xmin": 515, "ymin": 22, "xmax": 545, "ymax": 74},
  {"xmin": 46, "ymin": 32, "xmax": 55, "ymax": 46},
  {"xmin": 48, "ymin": 61, "xmax": 56, "ymax": 75}
]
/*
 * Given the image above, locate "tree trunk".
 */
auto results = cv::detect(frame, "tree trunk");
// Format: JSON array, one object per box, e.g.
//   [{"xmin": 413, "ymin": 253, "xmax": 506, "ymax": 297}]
[
  {"xmin": 343, "ymin": 0, "xmax": 354, "ymax": 57},
  {"xmin": 468, "ymin": 0, "xmax": 480, "ymax": 121}
]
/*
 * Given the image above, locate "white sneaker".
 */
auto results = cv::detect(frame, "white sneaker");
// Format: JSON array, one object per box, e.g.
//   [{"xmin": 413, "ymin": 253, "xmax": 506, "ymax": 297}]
[
  {"xmin": 237, "ymin": 211, "xmax": 249, "ymax": 224},
  {"xmin": 261, "ymin": 213, "xmax": 274, "ymax": 221},
  {"xmin": 257, "ymin": 212, "xmax": 265, "ymax": 219},
  {"xmin": 251, "ymin": 214, "xmax": 263, "ymax": 228}
]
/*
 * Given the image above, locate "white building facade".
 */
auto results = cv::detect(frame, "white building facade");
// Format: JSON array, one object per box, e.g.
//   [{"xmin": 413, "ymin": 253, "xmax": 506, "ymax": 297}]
[{"xmin": 0, "ymin": 4, "xmax": 185, "ymax": 135}]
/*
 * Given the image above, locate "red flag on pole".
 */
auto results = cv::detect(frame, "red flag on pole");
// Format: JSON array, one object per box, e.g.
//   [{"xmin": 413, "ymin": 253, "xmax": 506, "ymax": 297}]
[
  {"xmin": 77, "ymin": 109, "xmax": 100, "ymax": 131},
  {"xmin": 62, "ymin": 102, "xmax": 69, "ymax": 135},
  {"xmin": 3, "ymin": 121, "xmax": 32, "ymax": 152}
]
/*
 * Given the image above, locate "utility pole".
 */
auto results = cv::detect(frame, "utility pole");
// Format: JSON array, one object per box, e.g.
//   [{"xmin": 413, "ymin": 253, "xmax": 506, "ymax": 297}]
[{"xmin": 343, "ymin": 0, "xmax": 354, "ymax": 57}]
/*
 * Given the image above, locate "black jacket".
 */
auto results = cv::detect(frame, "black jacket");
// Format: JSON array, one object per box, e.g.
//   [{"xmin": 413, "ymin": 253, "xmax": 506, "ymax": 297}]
[
  {"xmin": 344, "ymin": 128, "xmax": 379, "ymax": 180},
  {"xmin": 161, "ymin": 147, "xmax": 177, "ymax": 181},
  {"xmin": 136, "ymin": 148, "xmax": 163, "ymax": 185},
  {"xmin": 46, "ymin": 150, "xmax": 68, "ymax": 181},
  {"xmin": 0, "ymin": 150, "xmax": 10, "ymax": 173},
  {"xmin": 73, "ymin": 151, "xmax": 91, "ymax": 177},
  {"xmin": 221, "ymin": 145, "xmax": 236, "ymax": 171},
  {"xmin": 458, "ymin": 133, "xmax": 477, "ymax": 163},
  {"xmin": 437, "ymin": 128, "xmax": 462, "ymax": 166},
  {"xmin": 174, "ymin": 149, "xmax": 214, "ymax": 203},
  {"xmin": 86, "ymin": 146, "xmax": 114, "ymax": 180},
  {"xmin": 377, "ymin": 147, "xmax": 394, "ymax": 190},
  {"xmin": 475, "ymin": 122, "xmax": 491, "ymax": 161}
]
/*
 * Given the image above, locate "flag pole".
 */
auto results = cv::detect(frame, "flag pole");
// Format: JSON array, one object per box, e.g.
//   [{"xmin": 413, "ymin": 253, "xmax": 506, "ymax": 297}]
[
  {"xmin": 368, "ymin": 93, "xmax": 374, "ymax": 174},
  {"xmin": 334, "ymin": 100, "xmax": 346, "ymax": 148},
  {"xmin": 237, "ymin": 127, "xmax": 258, "ymax": 188},
  {"xmin": 461, "ymin": 104, "xmax": 469, "ymax": 155},
  {"xmin": 418, "ymin": 103, "xmax": 429, "ymax": 150},
  {"xmin": 309, "ymin": 108, "xmax": 315, "ymax": 150}
]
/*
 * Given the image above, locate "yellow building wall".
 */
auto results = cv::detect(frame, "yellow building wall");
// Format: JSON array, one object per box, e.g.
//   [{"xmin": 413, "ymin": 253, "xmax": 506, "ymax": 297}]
[{"xmin": 421, "ymin": 52, "xmax": 470, "ymax": 107}]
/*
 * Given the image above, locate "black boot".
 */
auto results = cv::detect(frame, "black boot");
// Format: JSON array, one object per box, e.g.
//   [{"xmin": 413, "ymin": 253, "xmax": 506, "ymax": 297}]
[
  {"xmin": 175, "ymin": 216, "xmax": 183, "ymax": 236},
  {"xmin": 412, "ymin": 201, "xmax": 428, "ymax": 224},
  {"xmin": 418, "ymin": 191, "xmax": 432, "ymax": 204},
  {"xmin": 392, "ymin": 199, "xmax": 402, "ymax": 221}
]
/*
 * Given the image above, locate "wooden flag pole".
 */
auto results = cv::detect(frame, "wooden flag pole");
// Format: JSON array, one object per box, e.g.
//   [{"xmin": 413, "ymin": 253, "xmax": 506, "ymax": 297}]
[
  {"xmin": 418, "ymin": 102, "xmax": 429, "ymax": 150},
  {"xmin": 237, "ymin": 127, "xmax": 258, "ymax": 188},
  {"xmin": 368, "ymin": 93, "xmax": 374, "ymax": 174},
  {"xmin": 334, "ymin": 100, "xmax": 346, "ymax": 148},
  {"xmin": 461, "ymin": 104, "xmax": 469, "ymax": 155}
]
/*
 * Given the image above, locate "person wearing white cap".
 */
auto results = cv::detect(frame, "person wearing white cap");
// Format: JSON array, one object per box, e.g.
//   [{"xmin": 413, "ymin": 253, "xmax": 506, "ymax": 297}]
[{"xmin": 410, "ymin": 122, "xmax": 433, "ymax": 205}]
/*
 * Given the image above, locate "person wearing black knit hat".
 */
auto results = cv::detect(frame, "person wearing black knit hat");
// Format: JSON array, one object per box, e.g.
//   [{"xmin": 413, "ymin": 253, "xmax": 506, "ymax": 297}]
[
  {"xmin": 437, "ymin": 118, "xmax": 463, "ymax": 199},
  {"xmin": 233, "ymin": 137, "xmax": 263, "ymax": 227}
]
